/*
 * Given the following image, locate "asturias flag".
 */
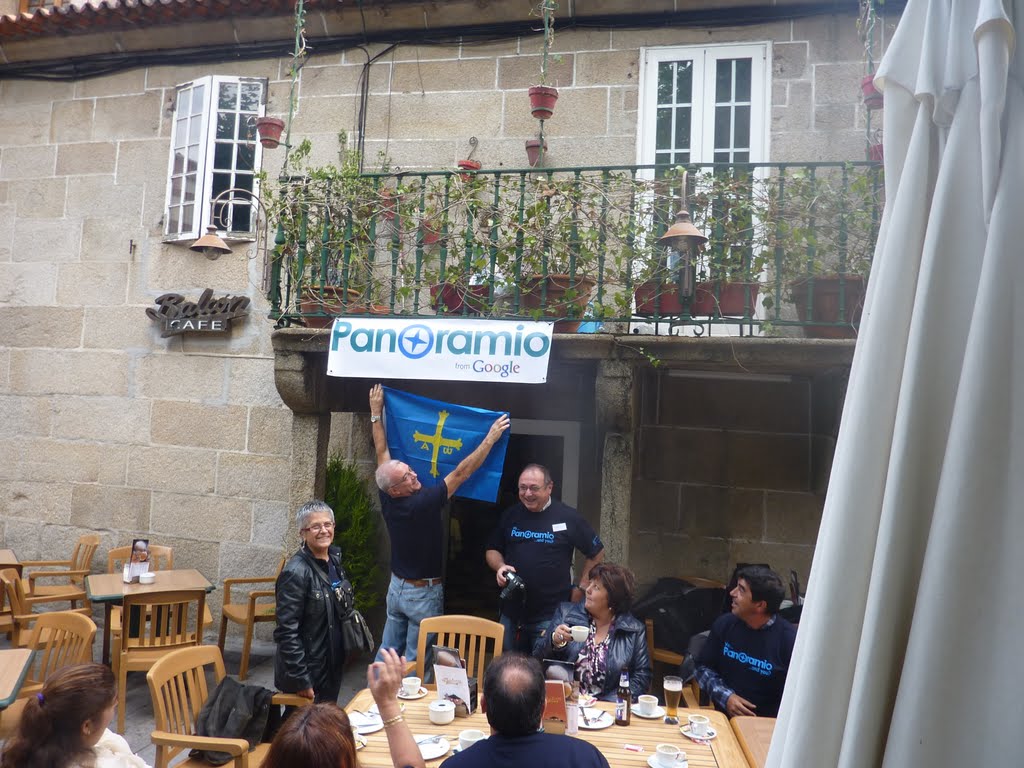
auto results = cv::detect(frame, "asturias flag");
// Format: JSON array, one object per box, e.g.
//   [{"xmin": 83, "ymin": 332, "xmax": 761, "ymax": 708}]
[{"xmin": 383, "ymin": 387, "xmax": 509, "ymax": 502}]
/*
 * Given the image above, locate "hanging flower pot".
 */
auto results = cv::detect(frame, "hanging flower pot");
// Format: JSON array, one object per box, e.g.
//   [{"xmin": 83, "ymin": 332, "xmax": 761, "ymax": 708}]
[
  {"xmin": 254, "ymin": 116, "xmax": 285, "ymax": 149},
  {"xmin": 457, "ymin": 159, "xmax": 481, "ymax": 182},
  {"xmin": 861, "ymin": 75, "xmax": 883, "ymax": 110},
  {"xmin": 525, "ymin": 138, "xmax": 548, "ymax": 167},
  {"xmin": 528, "ymin": 85, "xmax": 559, "ymax": 120}
]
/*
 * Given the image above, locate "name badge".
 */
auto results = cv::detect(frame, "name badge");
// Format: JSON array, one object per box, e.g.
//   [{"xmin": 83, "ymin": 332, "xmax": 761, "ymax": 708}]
[{"xmin": 552, "ymin": 523, "xmax": 567, "ymax": 532}]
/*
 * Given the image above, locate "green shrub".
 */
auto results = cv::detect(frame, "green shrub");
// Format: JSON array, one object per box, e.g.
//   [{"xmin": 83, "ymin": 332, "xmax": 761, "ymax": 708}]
[{"xmin": 326, "ymin": 455, "xmax": 382, "ymax": 613}]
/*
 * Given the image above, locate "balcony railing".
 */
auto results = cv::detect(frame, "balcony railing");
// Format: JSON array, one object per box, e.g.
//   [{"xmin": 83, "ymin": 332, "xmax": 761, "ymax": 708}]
[{"xmin": 264, "ymin": 161, "xmax": 883, "ymax": 337}]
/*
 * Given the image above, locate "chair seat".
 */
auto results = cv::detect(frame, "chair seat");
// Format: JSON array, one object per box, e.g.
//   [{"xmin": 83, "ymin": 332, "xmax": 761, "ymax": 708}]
[
  {"xmin": 162, "ymin": 742, "xmax": 270, "ymax": 768},
  {"xmin": 222, "ymin": 602, "xmax": 276, "ymax": 623},
  {"xmin": 29, "ymin": 584, "xmax": 86, "ymax": 600}
]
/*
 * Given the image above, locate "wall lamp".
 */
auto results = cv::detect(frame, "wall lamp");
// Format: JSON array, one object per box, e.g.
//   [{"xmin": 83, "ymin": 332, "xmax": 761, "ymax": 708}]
[
  {"xmin": 189, "ymin": 187, "xmax": 270, "ymax": 260},
  {"xmin": 657, "ymin": 171, "xmax": 708, "ymax": 302}
]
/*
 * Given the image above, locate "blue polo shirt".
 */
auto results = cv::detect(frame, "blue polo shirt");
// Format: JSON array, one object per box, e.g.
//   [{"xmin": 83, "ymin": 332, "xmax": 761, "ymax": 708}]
[{"xmin": 380, "ymin": 482, "xmax": 448, "ymax": 580}]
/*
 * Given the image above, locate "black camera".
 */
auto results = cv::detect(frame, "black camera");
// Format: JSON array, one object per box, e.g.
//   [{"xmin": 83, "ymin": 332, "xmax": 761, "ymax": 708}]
[{"xmin": 499, "ymin": 571, "xmax": 526, "ymax": 601}]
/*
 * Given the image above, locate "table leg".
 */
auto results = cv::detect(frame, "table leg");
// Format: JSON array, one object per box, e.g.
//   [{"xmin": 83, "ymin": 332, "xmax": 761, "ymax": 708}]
[{"xmin": 102, "ymin": 602, "xmax": 112, "ymax": 665}]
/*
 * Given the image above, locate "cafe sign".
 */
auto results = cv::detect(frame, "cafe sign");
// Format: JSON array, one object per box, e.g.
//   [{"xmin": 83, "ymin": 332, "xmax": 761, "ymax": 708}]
[{"xmin": 146, "ymin": 289, "xmax": 251, "ymax": 338}]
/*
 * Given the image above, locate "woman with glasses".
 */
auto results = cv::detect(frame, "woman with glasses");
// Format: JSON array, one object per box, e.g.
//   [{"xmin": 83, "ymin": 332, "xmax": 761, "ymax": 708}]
[{"xmin": 274, "ymin": 500, "xmax": 349, "ymax": 703}]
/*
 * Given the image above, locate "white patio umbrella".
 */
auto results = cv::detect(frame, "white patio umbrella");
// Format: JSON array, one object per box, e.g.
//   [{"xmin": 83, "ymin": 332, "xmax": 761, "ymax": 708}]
[{"xmin": 767, "ymin": 0, "xmax": 1024, "ymax": 766}]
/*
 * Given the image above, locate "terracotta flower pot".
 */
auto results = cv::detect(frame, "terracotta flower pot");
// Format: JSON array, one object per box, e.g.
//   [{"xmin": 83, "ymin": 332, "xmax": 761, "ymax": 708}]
[
  {"xmin": 525, "ymin": 138, "xmax": 548, "ymax": 167},
  {"xmin": 528, "ymin": 85, "xmax": 559, "ymax": 120},
  {"xmin": 861, "ymin": 75, "xmax": 884, "ymax": 110},
  {"xmin": 788, "ymin": 275, "xmax": 866, "ymax": 339},
  {"xmin": 633, "ymin": 280, "xmax": 685, "ymax": 316},
  {"xmin": 520, "ymin": 274, "xmax": 595, "ymax": 332},
  {"xmin": 430, "ymin": 283, "xmax": 490, "ymax": 315},
  {"xmin": 254, "ymin": 116, "xmax": 285, "ymax": 149},
  {"xmin": 690, "ymin": 280, "xmax": 760, "ymax": 317}
]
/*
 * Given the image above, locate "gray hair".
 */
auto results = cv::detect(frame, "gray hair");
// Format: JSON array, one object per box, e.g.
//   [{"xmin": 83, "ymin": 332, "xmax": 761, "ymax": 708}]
[
  {"xmin": 375, "ymin": 459, "xmax": 403, "ymax": 491},
  {"xmin": 295, "ymin": 500, "xmax": 335, "ymax": 531}
]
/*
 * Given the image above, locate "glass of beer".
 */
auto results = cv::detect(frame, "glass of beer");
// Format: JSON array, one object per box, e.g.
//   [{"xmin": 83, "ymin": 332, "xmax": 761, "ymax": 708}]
[{"xmin": 663, "ymin": 675, "xmax": 683, "ymax": 718}]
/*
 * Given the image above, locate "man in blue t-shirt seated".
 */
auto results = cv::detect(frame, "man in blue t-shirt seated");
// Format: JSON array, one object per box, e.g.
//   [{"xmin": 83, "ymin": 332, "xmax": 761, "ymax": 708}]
[
  {"xmin": 444, "ymin": 653, "xmax": 609, "ymax": 768},
  {"xmin": 695, "ymin": 565, "xmax": 796, "ymax": 718}
]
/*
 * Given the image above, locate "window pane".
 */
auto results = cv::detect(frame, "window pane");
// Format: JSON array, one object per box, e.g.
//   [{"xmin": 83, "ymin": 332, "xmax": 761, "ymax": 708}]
[
  {"xmin": 189, "ymin": 119, "xmax": 202, "ymax": 144},
  {"xmin": 733, "ymin": 151, "xmax": 749, "ymax": 163},
  {"xmin": 714, "ymin": 151, "xmax": 731, "ymax": 163},
  {"xmin": 176, "ymin": 89, "xmax": 189, "ymax": 114},
  {"xmin": 675, "ymin": 61, "xmax": 692, "ymax": 103},
  {"xmin": 235, "ymin": 173, "xmax": 254, "ymax": 193},
  {"xmin": 657, "ymin": 62, "xmax": 673, "ymax": 104},
  {"xmin": 715, "ymin": 106, "xmax": 731, "ymax": 148},
  {"xmin": 716, "ymin": 60, "xmax": 732, "ymax": 102},
  {"xmin": 184, "ymin": 174, "xmax": 197, "ymax": 203},
  {"xmin": 214, "ymin": 142, "xmax": 233, "ymax": 171},
  {"xmin": 734, "ymin": 106, "xmax": 750, "ymax": 148},
  {"xmin": 187, "ymin": 144, "xmax": 200, "ymax": 172},
  {"xmin": 240, "ymin": 83, "xmax": 261, "ymax": 112},
  {"xmin": 212, "ymin": 172, "xmax": 231, "ymax": 199},
  {"xmin": 674, "ymin": 106, "xmax": 691, "ymax": 150},
  {"xmin": 241, "ymin": 118, "xmax": 257, "ymax": 142},
  {"xmin": 216, "ymin": 112, "xmax": 234, "ymax": 140},
  {"xmin": 170, "ymin": 176, "xmax": 182, "ymax": 205},
  {"xmin": 232, "ymin": 203, "xmax": 252, "ymax": 232},
  {"xmin": 734, "ymin": 59, "xmax": 752, "ymax": 101},
  {"xmin": 218, "ymin": 82, "xmax": 238, "ymax": 110},
  {"xmin": 191, "ymin": 84, "xmax": 205, "ymax": 115},
  {"xmin": 237, "ymin": 144, "xmax": 255, "ymax": 172},
  {"xmin": 174, "ymin": 119, "xmax": 187, "ymax": 147},
  {"xmin": 182, "ymin": 204, "xmax": 194, "ymax": 232},
  {"xmin": 656, "ymin": 107, "xmax": 672, "ymax": 150},
  {"xmin": 172, "ymin": 150, "xmax": 185, "ymax": 176}
]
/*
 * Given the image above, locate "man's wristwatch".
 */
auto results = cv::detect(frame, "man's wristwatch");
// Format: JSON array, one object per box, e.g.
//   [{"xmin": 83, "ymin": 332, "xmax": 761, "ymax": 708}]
[{"xmin": 370, "ymin": 414, "xmax": 381, "ymax": 423}]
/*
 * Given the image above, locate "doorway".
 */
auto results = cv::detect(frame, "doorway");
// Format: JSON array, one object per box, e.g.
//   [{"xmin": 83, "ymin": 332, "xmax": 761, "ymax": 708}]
[{"xmin": 444, "ymin": 420, "xmax": 581, "ymax": 617}]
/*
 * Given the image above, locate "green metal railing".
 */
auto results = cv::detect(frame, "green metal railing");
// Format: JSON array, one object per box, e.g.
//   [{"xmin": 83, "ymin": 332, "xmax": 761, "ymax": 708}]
[{"xmin": 264, "ymin": 161, "xmax": 883, "ymax": 337}]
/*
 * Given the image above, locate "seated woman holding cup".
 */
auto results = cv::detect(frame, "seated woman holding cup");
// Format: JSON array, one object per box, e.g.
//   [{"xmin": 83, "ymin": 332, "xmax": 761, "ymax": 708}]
[{"xmin": 533, "ymin": 562, "xmax": 651, "ymax": 701}]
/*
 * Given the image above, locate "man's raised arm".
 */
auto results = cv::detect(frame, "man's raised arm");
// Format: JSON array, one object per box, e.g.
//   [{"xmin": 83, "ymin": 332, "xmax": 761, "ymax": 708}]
[
  {"xmin": 369, "ymin": 384, "xmax": 390, "ymax": 466},
  {"xmin": 443, "ymin": 414, "xmax": 510, "ymax": 495}
]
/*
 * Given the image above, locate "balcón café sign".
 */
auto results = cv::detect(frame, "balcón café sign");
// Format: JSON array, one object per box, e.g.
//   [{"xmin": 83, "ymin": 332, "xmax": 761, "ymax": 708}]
[{"xmin": 146, "ymin": 289, "xmax": 250, "ymax": 337}]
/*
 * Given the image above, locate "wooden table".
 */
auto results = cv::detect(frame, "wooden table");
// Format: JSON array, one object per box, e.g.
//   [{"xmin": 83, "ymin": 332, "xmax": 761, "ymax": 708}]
[
  {"xmin": 85, "ymin": 568, "xmax": 214, "ymax": 665},
  {"xmin": 344, "ymin": 689, "xmax": 749, "ymax": 768},
  {"xmin": 0, "ymin": 549, "xmax": 21, "ymax": 576},
  {"xmin": 730, "ymin": 716, "xmax": 775, "ymax": 768},
  {"xmin": 0, "ymin": 648, "xmax": 34, "ymax": 710}
]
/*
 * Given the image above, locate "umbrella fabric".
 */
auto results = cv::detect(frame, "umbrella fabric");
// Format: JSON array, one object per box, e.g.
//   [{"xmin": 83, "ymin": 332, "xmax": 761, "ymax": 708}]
[{"xmin": 767, "ymin": 1, "xmax": 1023, "ymax": 766}]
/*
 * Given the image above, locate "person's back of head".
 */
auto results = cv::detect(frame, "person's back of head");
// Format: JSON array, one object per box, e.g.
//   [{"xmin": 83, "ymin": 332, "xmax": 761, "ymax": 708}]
[
  {"xmin": 0, "ymin": 663, "xmax": 116, "ymax": 768},
  {"xmin": 482, "ymin": 653, "xmax": 545, "ymax": 738},
  {"xmin": 261, "ymin": 703, "xmax": 358, "ymax": 768}
]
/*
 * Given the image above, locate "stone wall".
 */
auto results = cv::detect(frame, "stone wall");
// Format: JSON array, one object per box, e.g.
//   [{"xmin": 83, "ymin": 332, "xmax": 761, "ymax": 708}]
[{"xmin": 0, "ymin": 9, "xmax": 895, "ymax": 615}]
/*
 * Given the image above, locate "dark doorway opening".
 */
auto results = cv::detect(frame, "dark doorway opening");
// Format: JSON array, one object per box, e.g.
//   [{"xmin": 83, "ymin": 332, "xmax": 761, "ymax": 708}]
[{"xmin": 444, "ymin": 433, "xmax": 567, "ymax": 617}]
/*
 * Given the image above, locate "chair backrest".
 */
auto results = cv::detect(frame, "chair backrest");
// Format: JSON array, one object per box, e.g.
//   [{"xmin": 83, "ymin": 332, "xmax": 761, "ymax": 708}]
[
  {"xmin": 121, "ymin": 589, "xmax": 206, "ymax": 654},
  {"xmin": 415, "ymin": 614, "xmax": 504, "ymax": 680},
  {"xmin": 25, "ymin": 611, "xmax": 96, "ymax": 685},
  {"xmin": 147, "ymin": 645, "xmax": 226, "ymax": 758},
  {"xmin": 70, "ymin": 534, "xmax": 102, "ymax": 577},
  {"xmin": 107, "ymin": 544, "xmax": 174, "ymax": 574},
  {"xmin": 0, "ymin": 569, "xmax": 31, "ymax": 645}
]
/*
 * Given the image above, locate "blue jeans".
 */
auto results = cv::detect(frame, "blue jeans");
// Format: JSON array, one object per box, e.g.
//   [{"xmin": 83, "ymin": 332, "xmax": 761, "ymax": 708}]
[
  {"xmin": 378, "ymin": 574, "xmax": 443, "ymax": 661},
  {"xmin": 499, "ymin": 612, "xmax": 548, "ymax": 655}
]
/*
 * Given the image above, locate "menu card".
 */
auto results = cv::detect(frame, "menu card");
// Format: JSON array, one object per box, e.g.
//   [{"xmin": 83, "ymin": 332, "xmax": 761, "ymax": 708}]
[
  {"xmin": 122, "ymin": 538, "xmax": 151, "ymax": 583},
  {"xmin": 433, "ymin": 645, "xmax": 475, "ymax": 716}
]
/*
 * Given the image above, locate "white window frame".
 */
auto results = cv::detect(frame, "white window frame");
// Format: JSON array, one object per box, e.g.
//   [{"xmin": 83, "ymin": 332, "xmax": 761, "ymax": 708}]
[
  {"xmin": 163, "ymin": 75, "xmax": 267, "ymax": 242},
  {"xmin": 636, "ymin": 42, "xmax": 771, "ymax": 168}
]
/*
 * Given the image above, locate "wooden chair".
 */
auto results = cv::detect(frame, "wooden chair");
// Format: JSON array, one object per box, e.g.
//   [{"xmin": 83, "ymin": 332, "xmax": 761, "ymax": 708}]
[
  {"xmin": 0, "ymin": 611, "xmax": 96, "ymax": 738},
  {"xmin": 411, "ymin": 614, "xmax": 504, "ymax": 681},
  {"xmin": 0, "ymin": 568, "xmax": 91, "ymax": 647},
  {"xmin": 146, "ymin": 644, "xmax": 309, "ymax": 768},
  {"xmin": 20, "ymin": 534, "xmax": 100, "ymax": 610},
  {"xmin": 217, "ymin": 557, "xmax": 285, "ymax": 680},
  {"xmin": 113, "ymin": 588, "xmax": 207, "ymax": 733}
]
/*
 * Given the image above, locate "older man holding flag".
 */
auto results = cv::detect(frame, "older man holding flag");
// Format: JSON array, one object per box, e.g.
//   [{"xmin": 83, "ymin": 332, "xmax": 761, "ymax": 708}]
[{"xmin": 370, "ymin": 384, "xmax": 510, "ymax": 660}]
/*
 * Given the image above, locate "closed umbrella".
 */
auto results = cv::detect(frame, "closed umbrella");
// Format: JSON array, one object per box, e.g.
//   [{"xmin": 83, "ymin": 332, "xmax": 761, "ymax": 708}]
[{"xmin": 767, "ymin": 0, "xmax": 1024, "ymax": 766}]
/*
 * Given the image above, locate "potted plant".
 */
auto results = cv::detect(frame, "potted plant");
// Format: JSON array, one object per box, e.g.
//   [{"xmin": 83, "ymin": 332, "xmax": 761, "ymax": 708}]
[{"xmin": 528, "ymin": 0, "xmax": 560, "ymax": 120}]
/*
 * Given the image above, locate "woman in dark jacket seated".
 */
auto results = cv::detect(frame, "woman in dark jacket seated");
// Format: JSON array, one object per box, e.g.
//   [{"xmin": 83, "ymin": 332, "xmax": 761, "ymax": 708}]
[
  {"xmin": 274, "ymin": 500, "xmax": 350, "ymax": 704},
  {"xmin": 533, "ymin": 562, "xmax": 651, "ymax": 701}
]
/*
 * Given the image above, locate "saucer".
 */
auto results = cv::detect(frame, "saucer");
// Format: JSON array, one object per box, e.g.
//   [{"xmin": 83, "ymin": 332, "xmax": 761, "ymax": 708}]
[
  {"xmin": 578, "ymin": 709, "xmax": 613, "ymax": 730},
  {"xmin": 680, "ymin": 724, "xmax": 717, "ymax": 742},
  {"xmin": 398, "ymin": 687, "xmax": 429, "ymax": 700},
  {"xmin": 413, "ymin": 735, "xmax": 450, "ymax": 760},
  {"xmin": 647, "ymin": 756, "xmax": 687, "ymax": 768},
  {"xmin": 349, "ymin": 712, "xmax": 383, "ymax": 735},
  {"xmin": 634, "ymin": 705, "xmax": 667, "ymax": 719}
]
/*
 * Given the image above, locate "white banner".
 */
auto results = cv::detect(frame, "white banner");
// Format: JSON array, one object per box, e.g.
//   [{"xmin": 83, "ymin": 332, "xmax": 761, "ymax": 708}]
[{"xmin": 326, "ymin": 318, "xmax": 553, "ymax": 383}]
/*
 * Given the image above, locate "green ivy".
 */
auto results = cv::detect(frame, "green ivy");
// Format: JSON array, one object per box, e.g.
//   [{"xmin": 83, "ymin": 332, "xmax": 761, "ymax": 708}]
[{"xmin": 326, "ymin": 456, "xmax": 382, "ymax": 613}]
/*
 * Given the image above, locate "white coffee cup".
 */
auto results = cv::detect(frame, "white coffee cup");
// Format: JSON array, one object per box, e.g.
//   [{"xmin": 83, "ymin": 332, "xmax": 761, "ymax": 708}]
[
  {"xmin": 401, "ymin": 676, "xmax": 421, "ymax": 697},
  {"xmin": 139, "ymin": 572, "xmax": 156, "ymax": 585},
  {"xmin": 428, "ymin": 699, "xmax": 455, "ymax": 725},
  {"xmin": 570, "ymin": 625, "xmax": 590, "ymax": 643},
  {"xmin": 637, "ymin": 694, "xmax": 658, "ymax": 716},
  {"xmin": 655, "ymin": 744, "xmax": 685, "ymax": 767},
  {"xmin": 458, "ymin": 729, "xmax": 486, "ymax": 750},
  {"xmin": 688, "ymin": 713, "xmax": 710, "ymax": 737}
]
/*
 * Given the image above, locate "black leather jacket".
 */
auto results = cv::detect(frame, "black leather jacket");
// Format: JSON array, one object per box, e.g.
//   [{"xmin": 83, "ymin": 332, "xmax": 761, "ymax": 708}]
[
  {"xmin": 533, "ymin": 600, "xmax": 652, "ymax": 701},
  {"xmin": 274, "ymin": 544, "xmax": 345, "ymax": 697}
]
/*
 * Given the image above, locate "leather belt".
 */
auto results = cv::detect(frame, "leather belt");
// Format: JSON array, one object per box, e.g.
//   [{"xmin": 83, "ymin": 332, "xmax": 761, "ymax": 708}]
[{"xmin": 398, "ymin": 576, "xmax": 442, "ymax": 587}]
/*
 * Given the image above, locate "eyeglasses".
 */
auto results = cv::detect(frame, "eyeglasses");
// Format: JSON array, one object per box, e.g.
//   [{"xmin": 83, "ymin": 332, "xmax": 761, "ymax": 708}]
[
  {"xmin": 301, "ymin": 522, "xmax": 335, "ymax": 534},
  {"xmin": 518, "ymin": 484, "xmax": 549, "ymax": 493}
]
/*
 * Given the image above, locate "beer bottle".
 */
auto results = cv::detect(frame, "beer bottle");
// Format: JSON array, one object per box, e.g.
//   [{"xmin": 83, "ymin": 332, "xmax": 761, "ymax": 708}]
[{"xmin": 614, "ymin": 670, "xmax": 631, "ymax": 726}]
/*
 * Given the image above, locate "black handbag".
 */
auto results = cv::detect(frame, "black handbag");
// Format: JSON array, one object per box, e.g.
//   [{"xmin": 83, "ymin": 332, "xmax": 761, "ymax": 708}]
[{"xmin": 308, "ymin": 551, "xmax": 375, "ymax": 655}]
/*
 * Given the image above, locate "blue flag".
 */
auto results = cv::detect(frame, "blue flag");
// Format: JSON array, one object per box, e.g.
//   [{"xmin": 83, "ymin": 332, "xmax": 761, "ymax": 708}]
[{"xmin": 383, "ymin": 387, "xmax": 509, "ymax": 502}]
